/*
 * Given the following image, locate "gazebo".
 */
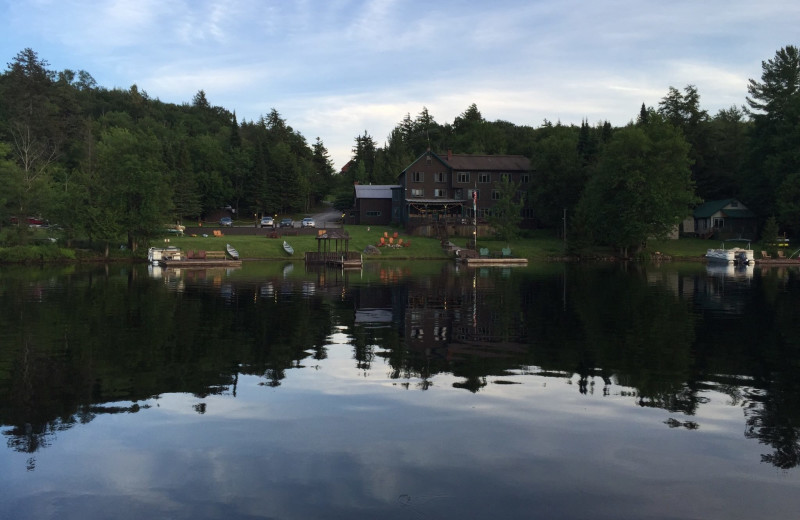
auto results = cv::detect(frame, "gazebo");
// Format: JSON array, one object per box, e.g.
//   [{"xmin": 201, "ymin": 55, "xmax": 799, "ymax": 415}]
[{"xmin": 306, "ymin": 229, "xmax": 361, "ymax": 268}]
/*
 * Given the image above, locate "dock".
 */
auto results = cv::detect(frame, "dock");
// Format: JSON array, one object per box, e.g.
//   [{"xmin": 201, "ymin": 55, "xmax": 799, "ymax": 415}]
[
  {"xmin": 304, "ymin": 229, "xmax": 362, "ymax": 269},
  {"xmin": 305, "ymin": 251, "xmax": 362, "ymax": 269},
  {"xmin": 462, "ymin": 257, "xmax": 528, "ymax": 266}
]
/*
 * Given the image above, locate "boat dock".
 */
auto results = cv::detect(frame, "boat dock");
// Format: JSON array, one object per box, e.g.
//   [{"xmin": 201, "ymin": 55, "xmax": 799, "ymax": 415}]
[
  {"xmin": 149, "ymin": 247, "xmax": 241, "ymax": 268},
  {"xmin": 462, "ymin": 257, "xmax": 528, "ymax": 266},
  {"xmin": 305, "ymin": 251, "xmax": 362, "ymax": 269},
  {"xmin": 304, "ymin": 229, "xmax": 362, "ymax": 269}
]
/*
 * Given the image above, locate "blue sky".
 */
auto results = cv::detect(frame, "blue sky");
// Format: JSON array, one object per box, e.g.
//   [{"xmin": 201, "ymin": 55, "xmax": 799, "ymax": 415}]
[{"xmin": 2, "ymin": 0, "xmax": 798, "ymax": 169}]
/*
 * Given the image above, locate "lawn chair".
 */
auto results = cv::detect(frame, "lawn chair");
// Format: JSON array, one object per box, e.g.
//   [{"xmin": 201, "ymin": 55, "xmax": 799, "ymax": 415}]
[
  {"xmin": 777, "ymin": 250, "xmax": 786, "ymax": 259},
  {"xmin": 186, "ymin": 250, "xmax": 194, "ymax": 259},
  {"xmin": 761, "ymin": 251, "xmax": 771, "ymax": 259},
  {"xmin": 213, "ymin": 229, "xmax": 224, "ymax": 237},
  {"xmin": 379, "ymin": 237, "xmax": 385, "ymax": 247},
  {"xmin": 502, "ymin": 247, "xmax": 512, "ymax": 258},
  {"xmin": 479, "ymin": 248, "xmax": 489, "ymax": 257}
]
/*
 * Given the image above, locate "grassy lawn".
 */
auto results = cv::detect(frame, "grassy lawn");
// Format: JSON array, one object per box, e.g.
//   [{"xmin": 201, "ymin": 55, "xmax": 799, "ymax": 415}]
[
  {"xmin": 157, "ymin": 226, "xmax": 730, "ymax": 261},
  {"xmin": 2, "ymin": 225, "xmax": 740, "ymax": 263},
  {"xmin": 161, "ymin": 226, "xmax": 586, "ymax": 261}
]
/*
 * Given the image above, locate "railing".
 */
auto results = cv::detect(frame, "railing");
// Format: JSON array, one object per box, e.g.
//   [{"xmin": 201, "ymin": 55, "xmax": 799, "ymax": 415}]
[{"xmin": 305, "ymin": 252, "xmax": 361, "ymax": 265}]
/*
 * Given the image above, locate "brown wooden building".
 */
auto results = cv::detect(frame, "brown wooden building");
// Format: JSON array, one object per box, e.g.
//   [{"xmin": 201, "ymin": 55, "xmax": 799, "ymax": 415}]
[
  {"xmin": 394, "ymin": 150, "xmax": 533, "ymax": 234},
  {"xmin": 352, "ymin": 184, "xmax": 401, "ymax": 225}
]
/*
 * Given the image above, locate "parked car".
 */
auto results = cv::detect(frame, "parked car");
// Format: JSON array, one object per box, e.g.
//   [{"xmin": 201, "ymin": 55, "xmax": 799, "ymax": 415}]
[
  {"xmin": 260, "ymin": 216, "xmax": 274, "ymax": 228},
  {"xmin": 301, "ymin": 217, "xmax": 315, "ymax": 228},
  {"xmin": 279, "ymin": 218, "xmax": 294, "ymax": 228},
  {"xmin": 219, "ymin": 217, "xmax": 233, "ymax": 227}
]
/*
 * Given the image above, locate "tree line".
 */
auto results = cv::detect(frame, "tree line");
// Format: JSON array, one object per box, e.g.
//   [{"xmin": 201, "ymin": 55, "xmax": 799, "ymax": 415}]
[{"xmin": 1, "ymin": 45, "xmax": 798, "ymax": 255}]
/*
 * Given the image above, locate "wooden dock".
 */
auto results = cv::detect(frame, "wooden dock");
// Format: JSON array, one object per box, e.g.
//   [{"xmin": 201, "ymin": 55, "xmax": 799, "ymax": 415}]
[
  {"xmin": 305, "ymin": 251, "xmax": 362, "ymax": 269},
  {"xmin": 161, "ymin": 258, "xmax": 242, "ymax": 268},
  {"xmin": 462, "ymin": 257, "xmax": 528, "ymax": 266}
]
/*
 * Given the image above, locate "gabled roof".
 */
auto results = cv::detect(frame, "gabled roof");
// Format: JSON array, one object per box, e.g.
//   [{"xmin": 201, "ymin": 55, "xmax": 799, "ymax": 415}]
[
  {"xmin": 354, "ymin": 184, "xmax": 400, "ymax": 199},
  {"xmin": 693, "ymin": 199, "xmax": 755, "ymax": 218},
  {"xmin": 401, "ymin": 151, "xmax": 450, "ymax": 173}
]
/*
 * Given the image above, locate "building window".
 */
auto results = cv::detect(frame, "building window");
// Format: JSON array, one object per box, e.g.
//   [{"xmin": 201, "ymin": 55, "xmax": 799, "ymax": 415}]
[
  {"xmin": 521, "ymin": 174, "xmax": 530, "ymax": 184},
  {"xmin": 492, "ymin": 190, "xmax": 501, "ymax": 200},
  {"xmin": 366, "ymin": 211, "xmax": 381, "ymax": 217},
  {"xmin": 434, "ymin": 189, "xmax": 446, "ymax": 198},
  {"xmin": 479, "ymin": 172, "xmax": 490, "ymax": 183},
  {"xmin": 500, "ymin": 173, "xmax": 511, "ymax": 183},
  {"xmin": 434, "ymin": 172, "xmax": 447, "ymax": 183},
  {"xmin": 411, "ymin": 188, "xmax": 424, "ymax": 197},
  {"xmin": 713, "ymin": 217, "xmax": 724, "ymax": 228},
  {"xmin": 457, "ymin": 172, "xmax": 470, "ymax": 183},
  {"xmin": 413, "ymin": 171, "xmax": 424, "ymax": 182}
]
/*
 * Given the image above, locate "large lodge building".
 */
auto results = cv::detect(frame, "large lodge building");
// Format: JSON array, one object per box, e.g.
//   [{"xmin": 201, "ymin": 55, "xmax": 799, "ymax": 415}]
[{"xmin": 351, "ymin": 150, "xmax": 533, "ymax": 237}]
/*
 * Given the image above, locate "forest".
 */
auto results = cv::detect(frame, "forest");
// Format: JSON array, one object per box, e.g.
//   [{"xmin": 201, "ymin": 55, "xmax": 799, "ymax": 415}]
[{"xmin": 0, "ymin": 45, "xmax": 798, "ymax": 254}]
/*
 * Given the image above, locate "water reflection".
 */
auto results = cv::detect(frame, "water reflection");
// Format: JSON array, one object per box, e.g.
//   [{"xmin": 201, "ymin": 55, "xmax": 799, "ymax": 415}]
[{"xmin": 1, "ymin": 262, "xmax": 799, "ymax": 481}]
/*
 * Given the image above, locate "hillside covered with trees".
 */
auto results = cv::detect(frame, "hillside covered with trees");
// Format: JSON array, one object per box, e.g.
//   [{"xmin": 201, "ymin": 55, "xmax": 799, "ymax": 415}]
[{"xmin": 1, "ymin": 45, "xmax": 798, "ymax": 255}]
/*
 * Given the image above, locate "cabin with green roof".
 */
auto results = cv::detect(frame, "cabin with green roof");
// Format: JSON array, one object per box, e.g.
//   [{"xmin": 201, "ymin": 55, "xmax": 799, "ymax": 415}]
[{"xmin": 692, "ymin": 199, "xmax": 757, "ymax": 239}]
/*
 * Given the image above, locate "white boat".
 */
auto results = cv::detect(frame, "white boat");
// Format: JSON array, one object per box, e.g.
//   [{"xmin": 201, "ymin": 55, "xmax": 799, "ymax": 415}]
[
  {"xmin": 283, "ymin": 241, "xmax": 294, "ymax": 255},
  {"xmin": 147, "ymin": 246, "xmax": 181, "ymax": 264},
  {"xmin": 705, "ymin": 242, "xmax": 754, "ymax": 265},
  {"xmin": 226, "ymin": 243, "xmax": 239, "ymax": 260}
]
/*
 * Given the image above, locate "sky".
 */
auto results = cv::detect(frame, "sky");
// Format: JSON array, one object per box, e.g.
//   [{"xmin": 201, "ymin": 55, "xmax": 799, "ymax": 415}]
[{"xmin": 2, "ymin": 0, "xmax": 799, "ymax": 170}]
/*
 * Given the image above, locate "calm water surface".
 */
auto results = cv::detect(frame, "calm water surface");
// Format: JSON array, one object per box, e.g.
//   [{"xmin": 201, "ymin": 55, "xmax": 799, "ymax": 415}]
[{"xmin": 1, "ymin": 261, "xmax": 799, "ymax": 519}]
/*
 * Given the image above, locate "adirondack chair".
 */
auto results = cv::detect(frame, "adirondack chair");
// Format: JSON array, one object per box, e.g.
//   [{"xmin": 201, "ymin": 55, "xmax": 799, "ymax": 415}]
[
  {"xmin": 761, "ymin": 250, "xmax": 771, "ymax": 259},
  {"xmin": 777, "ymin": 250, "xmax": 786, "ymax": 259},
  {"xmin": 479, "ymin": 248, "xmax": 489, "ymax": 257},
  {"xmin": 502, "ymin": 247, "xmax": 512, "ymax": 258}
]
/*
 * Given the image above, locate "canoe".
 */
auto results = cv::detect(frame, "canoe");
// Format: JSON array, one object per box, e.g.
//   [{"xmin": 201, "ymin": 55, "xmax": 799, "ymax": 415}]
[
  {"xmin": 226, "ymin": 243, "xmax": 239, "ymax": 260},
  {"xmin": 283, "ymin": 241, "xmax": 294, "ymax": 255}
]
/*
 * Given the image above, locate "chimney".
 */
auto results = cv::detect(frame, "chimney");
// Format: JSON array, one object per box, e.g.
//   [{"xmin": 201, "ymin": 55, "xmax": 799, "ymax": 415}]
[{"xmin": 447, "ymin": 149, "xmax": 452, "ymax": 161}]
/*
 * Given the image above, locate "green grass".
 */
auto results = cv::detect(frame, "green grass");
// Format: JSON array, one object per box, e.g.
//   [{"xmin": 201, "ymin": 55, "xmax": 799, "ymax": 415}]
[
  {"xmin": 646, "ymin": 237, "xmax": 710, "ymax": 259},
  {"xmin": 159, "ymin": 226, "xmax": 733, "ymax": 261},
  {"xmin": 160, "ymin": 226, "xmax": 575, "ymax": 261}
]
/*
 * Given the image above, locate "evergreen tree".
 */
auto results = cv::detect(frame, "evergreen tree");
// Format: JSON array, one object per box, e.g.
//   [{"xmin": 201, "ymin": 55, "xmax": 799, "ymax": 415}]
[{"xmin": 745, "ymin": 45, "xmax": 800, "ymax": 232}]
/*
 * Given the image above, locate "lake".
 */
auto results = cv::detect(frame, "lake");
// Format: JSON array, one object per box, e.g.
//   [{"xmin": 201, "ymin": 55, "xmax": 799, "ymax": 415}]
[{"xmin": 1, "ymin": 260, "xmax": 799, "ymax": 519}]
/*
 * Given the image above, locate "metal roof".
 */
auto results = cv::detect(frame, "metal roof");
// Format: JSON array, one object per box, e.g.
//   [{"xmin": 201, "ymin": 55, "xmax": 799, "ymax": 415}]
[{"xmin": 354, "ymin": 184, "xmax": 400, "ymax": 199}]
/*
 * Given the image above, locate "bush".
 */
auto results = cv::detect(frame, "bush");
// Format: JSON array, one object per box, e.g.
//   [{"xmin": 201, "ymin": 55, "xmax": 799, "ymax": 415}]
[{"xmin": 0, "ymin": 244, "xmax": 76, "ymax": 263}]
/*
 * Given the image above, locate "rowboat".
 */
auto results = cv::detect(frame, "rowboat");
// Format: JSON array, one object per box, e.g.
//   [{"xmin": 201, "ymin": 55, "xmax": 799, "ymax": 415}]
[
  {"xmin": 226, "ymin": 243, "xmax": 239, "ymax": 260},
  {"xmin": 283, "ymin": 241, "xmax": 294, "ymax": 255}
]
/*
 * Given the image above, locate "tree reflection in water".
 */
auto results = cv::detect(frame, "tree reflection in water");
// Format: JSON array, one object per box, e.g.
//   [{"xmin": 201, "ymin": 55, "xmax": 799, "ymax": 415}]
[{"xmin": 0, "ymin": 263, "xmax": 799, "ymax": 470}]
